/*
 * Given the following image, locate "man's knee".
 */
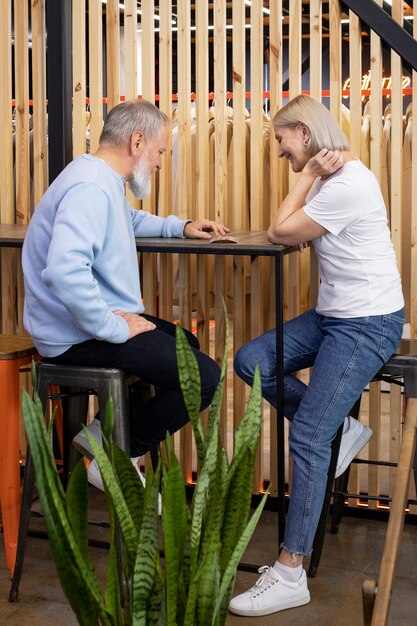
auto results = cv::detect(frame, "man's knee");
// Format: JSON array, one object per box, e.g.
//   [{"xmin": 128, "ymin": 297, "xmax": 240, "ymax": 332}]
[{"xmin": 234, "ymin": 344, "xmax": 255, "ymax": 385}]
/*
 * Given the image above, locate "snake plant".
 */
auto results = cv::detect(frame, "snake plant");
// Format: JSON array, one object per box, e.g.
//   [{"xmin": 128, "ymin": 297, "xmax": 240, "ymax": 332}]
[{"xmin": 22, "ymin": 317, "xmax": 267, "ymax": 625}]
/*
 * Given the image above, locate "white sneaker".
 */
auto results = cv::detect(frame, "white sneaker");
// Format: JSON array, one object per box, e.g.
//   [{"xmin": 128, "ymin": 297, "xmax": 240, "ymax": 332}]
[
  {"xmin": 229, "ymin": 566, "xmax": 310, "ymax": 616},
  {"xmin": 87, "ymin": 458, "xmax": 162, "ymax": 515},
  {"xmin": 335, "ymin": 416, "xmax": 373, "ymax": 478},
  {"xmin": 73, "ymin": 418, "xmax": 102, "ymax": 460}
]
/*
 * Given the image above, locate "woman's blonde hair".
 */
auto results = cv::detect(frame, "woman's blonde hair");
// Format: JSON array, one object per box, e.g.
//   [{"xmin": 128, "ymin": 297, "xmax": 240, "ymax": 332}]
[{"xmin": 272, "ymin": 95, "xmax": 348, "ymax": 155}]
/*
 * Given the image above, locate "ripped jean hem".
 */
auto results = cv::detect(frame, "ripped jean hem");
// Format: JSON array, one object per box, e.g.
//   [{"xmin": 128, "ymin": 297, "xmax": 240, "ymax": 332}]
[{"xmin": 280, "ymin": 544, "xmax": 312, "ymax": 560}]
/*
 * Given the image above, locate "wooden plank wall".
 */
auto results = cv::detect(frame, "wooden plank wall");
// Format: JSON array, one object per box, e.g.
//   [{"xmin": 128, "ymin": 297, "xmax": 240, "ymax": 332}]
[{"xmin": 1, "ymin": 0, "xmax": 416, "ymax": 511}]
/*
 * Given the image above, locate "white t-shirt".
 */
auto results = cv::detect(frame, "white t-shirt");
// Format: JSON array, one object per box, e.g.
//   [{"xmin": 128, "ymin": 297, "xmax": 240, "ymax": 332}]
[{"xmin": 304, "ymin": 159, "xmax": 404, "ymax": 318}]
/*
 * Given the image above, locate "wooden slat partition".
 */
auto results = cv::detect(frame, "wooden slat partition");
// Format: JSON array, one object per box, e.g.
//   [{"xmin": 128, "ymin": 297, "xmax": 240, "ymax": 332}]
[{"xmin": 1, "ymin": 0, "xmax": 417, "ymax": 512}]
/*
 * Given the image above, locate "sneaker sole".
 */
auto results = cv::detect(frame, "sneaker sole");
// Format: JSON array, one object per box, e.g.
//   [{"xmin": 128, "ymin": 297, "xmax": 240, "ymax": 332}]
[
  {"xmin": 229, "ymin": 591, "xmax": 311, "ymax": 616},
  {"xmin": 335, "ymin": 426, "xmax": 373, "ymax": 478}
]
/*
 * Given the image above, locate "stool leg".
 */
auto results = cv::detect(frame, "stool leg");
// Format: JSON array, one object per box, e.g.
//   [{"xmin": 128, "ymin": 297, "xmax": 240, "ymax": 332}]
[
  {"xmin": 0, "ymin": 359, "xmax": 24, "ymax": 577},
  {"xmin": 9, "ymin": 372, "xmax": 49, "ymax": 600},
  {"xmin": 308, "ymin": 422, "xmax": 343, "ymax": 578},
  {"xmin": 363, "ymin": 397, "xmax": 417, "ymax": 625},
  {"xmin": 61, "ymin": 387, "xmax": 88, "ymax": 484},
  {"xmin": 8, "ymin": 448, "xmax": 36, "ymax": 602}
]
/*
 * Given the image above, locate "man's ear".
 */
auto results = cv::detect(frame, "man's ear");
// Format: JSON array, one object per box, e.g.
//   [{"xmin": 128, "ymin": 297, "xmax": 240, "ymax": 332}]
[{"xmin": 131, "ymin": 130, "xmax": 144, "ymax": 155}]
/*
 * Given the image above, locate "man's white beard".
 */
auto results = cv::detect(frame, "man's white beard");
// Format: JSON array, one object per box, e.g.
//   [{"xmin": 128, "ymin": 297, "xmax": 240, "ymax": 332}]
[{"xmin": 128, "ymin": 150, "xmax": 152, "ymax": 199}]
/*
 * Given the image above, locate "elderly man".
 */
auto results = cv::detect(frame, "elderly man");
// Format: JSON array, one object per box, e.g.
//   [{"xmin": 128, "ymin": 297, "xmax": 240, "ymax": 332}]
[{"xmin": 23, "ymin": 99, "xmax": 228, "ymax": 487}]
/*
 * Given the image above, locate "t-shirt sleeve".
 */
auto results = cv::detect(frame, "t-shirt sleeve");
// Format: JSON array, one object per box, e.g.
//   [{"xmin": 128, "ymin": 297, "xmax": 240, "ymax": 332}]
[{"xmin": 304, "ymin": 175, "xmax": 362, "ymax": 236}]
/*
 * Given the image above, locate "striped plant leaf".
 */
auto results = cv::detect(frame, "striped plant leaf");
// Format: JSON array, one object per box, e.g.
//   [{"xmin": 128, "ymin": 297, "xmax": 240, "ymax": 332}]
[
  {"xmin": 112, "ymin": 443, "xmax": 145, "ymax": 535},
  {"xmin": 65, "ymin": 460, "xmax": 90, "ymax": 565},
  {"xmin": 196, "ymin": 538, "xmax": 221, "ymax": 626},
  {"xmin": 86, "ymin": 431, "xmax": 138, "ymax": 563},
  {"xmin": 162, "ymin": 437, "xmax": 189, "ymax": 624},
  {"xmin": 132, "ymin": 465, "xmax": 161, "ymax": 624},
  {"xmin": 22, "ymin": 391, "xmax": 112, "ymax": 624},
  {"xmin": 104, "ymin": 502, "xmax": 123, "ymax": 624},
  {"xmin": 189, "ymin": 418, "xmax": 219, "ymax": 574},
  {"xmin": 175, "ymin": 324, "xmax": 205, "ymax": 466},
  {"xmin": 212, "ymin": 490, "xmax": 269, "ymax": 623}
]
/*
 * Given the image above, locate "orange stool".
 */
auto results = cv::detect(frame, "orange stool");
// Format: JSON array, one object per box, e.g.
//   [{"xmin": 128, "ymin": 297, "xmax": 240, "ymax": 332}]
[{"xmin": 0, "ymin": 335, "xmax": 38, "ymax": 576}]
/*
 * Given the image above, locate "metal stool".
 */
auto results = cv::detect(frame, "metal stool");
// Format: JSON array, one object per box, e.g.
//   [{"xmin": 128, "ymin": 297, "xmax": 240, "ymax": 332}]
[
  {"xmin": 9, "ymin": 362, "xmax": 130, "ymax": 602},
  {"xmin": 308, "ymin": 341, "xmax": 417, "ymax": 579},
  {"xmin": 0, "ymin": 335, "xmax": 38, "ymax": 576}
]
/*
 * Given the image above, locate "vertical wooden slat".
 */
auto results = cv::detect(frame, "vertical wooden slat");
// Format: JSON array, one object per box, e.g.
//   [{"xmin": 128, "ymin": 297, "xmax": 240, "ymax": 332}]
[
  {"xmin": 140, "ymin": 0, "xmax": 156, "ymax": 215},
  {"xmin": 411, "ymin": 3, "xmax": 417, "ymax": 338},
  {"xmin": 329, "ymin": 0, "xmax": 341, "ymax": 123},
  {"xmin": 349, "ymin": 10, "xmax": 362, "ymax": 159},
  {"xmin": 232, "ymin": 0, "xmax": 246, "ymax": 229},
  {"xmin": 177, "ymin": 0, "xmax": 191, "ymax": 221},
  {"xmin": 213, "ymin": 0, "xmax": 227, "ymax": 225},
  {"xmin": 31, "ymin": 0, "xmax": 48, "ymax": 206},
  {"xmin": 195, "ymin": 1, "xmax": 210, "ymax": 354},
  {"xmin": 14, "ymin": 0, "xmax": 30, "ymax": 224},
  {"xmin": 123, "ymin": 0, "xmax": 140, "ymax": 211},
  {"xmin": 308, "ymin": 0, "xmax": 322, "ymax": 309},
  {"xmin": 88, "ymin": 0, "xmax": 103, "ymax": 153},
  {"xmin": 368, "ymin": 381, "xmax": 381, "ymax": 510},
  {"xmin": 157, "ymin": 2, "xmax": 174, "ymax": 340},
  {"xmin": 249, "ymin": 0, "xmax": 263, "ymax": 231},
  {"xmin": 158, "ymin": 0, "xmax": 173, "ymax": 217},
  {"xmin": 0, "ymin": 0, "xmax": 13, "ymax": 223},
  {"xmin": 309, "ymin": 0, "xmax": 322, "ymax": 102},
  {"xmin": 390, "ymin": 0, "xmax": 403, "ymax": 270},
  {"xmin": 248, "ymin": 1, "xmax": 265, "ymax": 490},
  {"xmin": 287, "ymin": 0, "xmax": 302, "ymax": 320},
  {"xmin": 267, "ymin": 1, "xmax": 283, "ymax": 496},
  {"xmin": 106, "ymin": 0, "xmax": 120, "ymax": 111},
  {"xmin": 370, "ymin": 0, "xmax": 383, "ymax": 184},
  {"xmin": 72, "ymin": 0, "xmax": 86, "ymax": 158},
  {"xmin": 124, "ymin": 0, "xmax": 138, "ymax": 102}
]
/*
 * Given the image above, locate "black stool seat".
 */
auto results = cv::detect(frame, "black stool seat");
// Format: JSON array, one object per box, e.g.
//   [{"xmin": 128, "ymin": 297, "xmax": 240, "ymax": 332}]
[{"xmin": 9, "ymin": 362, "xmax": 130, "ymax": 602}]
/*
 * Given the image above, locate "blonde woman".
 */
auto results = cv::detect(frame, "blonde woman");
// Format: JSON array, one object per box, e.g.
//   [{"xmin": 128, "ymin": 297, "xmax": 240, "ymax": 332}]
[{"xmin": 229, "ymin": 95, "xmax": 404, "ymax": 617}]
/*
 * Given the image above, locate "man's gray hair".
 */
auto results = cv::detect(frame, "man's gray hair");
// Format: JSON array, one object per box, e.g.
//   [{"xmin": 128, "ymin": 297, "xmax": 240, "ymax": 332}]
[{"xmin": 99, "ymin": 99, "xmax": 169, "ymax": 147}]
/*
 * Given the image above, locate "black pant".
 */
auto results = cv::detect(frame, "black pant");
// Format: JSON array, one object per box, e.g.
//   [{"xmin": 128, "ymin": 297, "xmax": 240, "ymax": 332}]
[{"xmin": 46, "ymin": 314, "xmax": 220, "ymax": 456}]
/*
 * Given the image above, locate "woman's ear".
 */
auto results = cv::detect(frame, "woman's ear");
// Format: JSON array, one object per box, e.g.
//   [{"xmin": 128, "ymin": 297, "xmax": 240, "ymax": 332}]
[{"xmin": 300, "ymin": 123, "xmax": 310, "ymax": 142}]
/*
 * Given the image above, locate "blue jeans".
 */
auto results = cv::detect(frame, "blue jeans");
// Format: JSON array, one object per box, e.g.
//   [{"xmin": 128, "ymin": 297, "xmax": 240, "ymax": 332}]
[{"xmin": 234, "ymin": 307, "xmax": 404, "ymax": 556}]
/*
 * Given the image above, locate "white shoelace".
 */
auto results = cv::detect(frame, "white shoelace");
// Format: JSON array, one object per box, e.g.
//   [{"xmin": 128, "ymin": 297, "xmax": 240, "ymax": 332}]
[{"xmin": 249, "ymin": 566, "xmax": 277, "ymax": 597}]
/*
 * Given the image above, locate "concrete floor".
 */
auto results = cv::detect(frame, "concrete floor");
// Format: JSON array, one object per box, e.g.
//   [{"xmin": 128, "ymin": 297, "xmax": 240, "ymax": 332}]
[{"xmin": 1, "ymin": 489, "xmax": 417, "ymax": 626}]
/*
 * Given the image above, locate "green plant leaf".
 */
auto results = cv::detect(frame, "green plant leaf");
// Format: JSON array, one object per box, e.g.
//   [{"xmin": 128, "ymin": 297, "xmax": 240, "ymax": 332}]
[
  {"xmin": 176, "ymin": 324, "xmax": 205, "ymax": 466},
  {"xmin": 213, "ymin": 490, "xmax": 269, "ymax": 622},
  {"xmin": 86, "ymin": 430, "xmax": 138, "ymax": 564},
  {"xmin": 162, "ymin": 437, "xmax": 189, "ymax": 624},
  {"xmin": 22, "ymin": 391, "xmax": 112, "ymax": 624},
  {"xmin": 65, "ymin": 459, "xmax": 90, "ymax": 564},
  {"xmin": 132, "ymin": 464, "xmax": 161, "ymax": 624},
  {"xmin": 113, "ymin": 443, "xmax": 145, "ymax": 535}
]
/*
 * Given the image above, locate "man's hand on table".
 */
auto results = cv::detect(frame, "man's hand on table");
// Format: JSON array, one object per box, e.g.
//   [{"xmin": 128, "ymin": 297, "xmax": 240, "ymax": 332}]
[{"xmin": 183, "ymin": 219, "xmax": 230, "ymax": 240}]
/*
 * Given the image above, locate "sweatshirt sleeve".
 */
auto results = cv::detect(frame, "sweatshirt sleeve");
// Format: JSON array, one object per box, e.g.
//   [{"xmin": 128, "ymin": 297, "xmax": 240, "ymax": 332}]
[
  {"xmin": 41, "ymin": 183, "xmax": 129, "ymax": 343},
  {"xmin": 129, "ymin": 204, "xmax": 190, "ymax": 238}
]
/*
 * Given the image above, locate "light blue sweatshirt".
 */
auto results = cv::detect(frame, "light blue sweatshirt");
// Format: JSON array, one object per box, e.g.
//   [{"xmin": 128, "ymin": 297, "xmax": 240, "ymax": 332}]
[{"xmin": 22, "ymin": 154, "xmax": 188, "ymax": 357}]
